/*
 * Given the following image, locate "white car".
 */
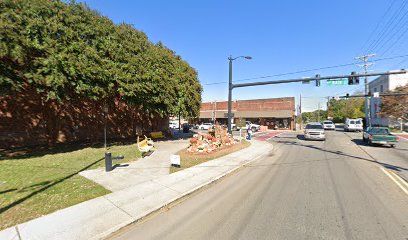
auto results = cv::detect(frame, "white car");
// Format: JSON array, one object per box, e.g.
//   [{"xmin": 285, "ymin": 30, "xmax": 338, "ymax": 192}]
[
  {"xmin": 322, "ymin": 120, "xmax": 335, "ymax": 130},
  {"xmin": 304, "ymin": 122, "xmax": 326, "ymax": 140},
  {"xmin": 198, "ymin": 123, "xmax": 212, "ymax": 130},
  {"xmin": 344, "ymin": 118, "xmax": 363, "ymax": 132},
  {"xmin": 232, "ymin": 121, "xmax": 260, "ymax": 132}
]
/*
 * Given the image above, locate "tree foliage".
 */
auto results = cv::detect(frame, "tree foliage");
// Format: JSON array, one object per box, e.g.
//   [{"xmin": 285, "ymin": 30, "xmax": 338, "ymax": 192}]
[
  {"xmin": 328, "ymin": 98, "xmax": 364, "ymax": 122},
  {"xmin": 379, "ymin": 84, "xmax": 408, "ymax": 120},
  {"xmin": 302, "ymin": 110, "xmax": 328, "ymax": 123},
  {"xmin": 0, "ymin": 0, "xmax": 202, "ymax": 117}
]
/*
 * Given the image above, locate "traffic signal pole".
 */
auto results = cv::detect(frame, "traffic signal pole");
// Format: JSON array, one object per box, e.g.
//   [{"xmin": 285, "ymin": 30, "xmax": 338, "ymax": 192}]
[{"xmin": 227, "ymin": 70, "xmax": 406, "ymax": 132}]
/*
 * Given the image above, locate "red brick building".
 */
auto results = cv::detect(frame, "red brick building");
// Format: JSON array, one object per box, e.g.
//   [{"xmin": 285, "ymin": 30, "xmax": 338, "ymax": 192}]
[
  {"xmin": 200, "ymin": 97, "xmax": 295, "ymax": 130},
  {"xmin": 0, "ymin": 90, "xmax": 168, "ymax": 149}
]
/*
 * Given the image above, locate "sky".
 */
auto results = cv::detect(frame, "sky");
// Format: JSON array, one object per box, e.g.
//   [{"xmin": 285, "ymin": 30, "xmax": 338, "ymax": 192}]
[{"xmin": 78, "ymin": 0, "xmax": 408, "ymax": 112}]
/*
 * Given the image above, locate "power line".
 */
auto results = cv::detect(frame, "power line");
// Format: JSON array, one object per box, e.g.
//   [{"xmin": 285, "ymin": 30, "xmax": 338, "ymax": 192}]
[
  {"xmin": 361, "ymin": 0, "xmax": 398, "ymax": 53},
  {"xmin": 381, "ymin": 25, "xmax": 408, "ymax": 56},
  {"xmin": 365, "ymin": 0, "xmax": 408, "ymax": 54},
  {"xmin": 202, "ymin": 53, "xmax": 408, "ymax": 86},
  {"xmin": 375, "ymin": 11, "xmax": 408, "ymax": 55}
]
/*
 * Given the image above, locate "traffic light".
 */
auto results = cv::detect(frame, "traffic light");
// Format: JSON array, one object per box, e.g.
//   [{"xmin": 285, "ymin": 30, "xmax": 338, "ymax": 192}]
[
  {"xmin": 315, "ymin": 74, "xmax": 321, "ymax": 87},
  {"xmin": 354, "ymin": 75, "xmax": 359, "ymax": 85},
  {"xmin": 348, "ymin": 71, "xmax": 359, "ymax": 85}
]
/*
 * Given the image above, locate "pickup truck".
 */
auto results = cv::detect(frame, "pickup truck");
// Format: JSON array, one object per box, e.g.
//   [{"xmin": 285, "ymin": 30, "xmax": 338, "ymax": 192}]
[
  {"xmin": 231, "ymin": 121, "xmax": 260, "ymax": 132},
  {"xmin": 362, "ymin": 127, "xmax": 400, "ymax": 147}
]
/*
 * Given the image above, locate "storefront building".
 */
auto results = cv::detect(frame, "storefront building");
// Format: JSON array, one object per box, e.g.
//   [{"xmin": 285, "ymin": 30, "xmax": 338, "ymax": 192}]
[{"xmin": 199, "ymin": 97, "xmax": 296, "ymax": 130}]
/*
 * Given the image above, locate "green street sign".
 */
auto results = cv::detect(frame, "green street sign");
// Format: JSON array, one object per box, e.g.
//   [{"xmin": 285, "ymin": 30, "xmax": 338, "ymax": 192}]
[{"xmin": 327, "ymin": 79, "xmax": 347, "ymax": 86}]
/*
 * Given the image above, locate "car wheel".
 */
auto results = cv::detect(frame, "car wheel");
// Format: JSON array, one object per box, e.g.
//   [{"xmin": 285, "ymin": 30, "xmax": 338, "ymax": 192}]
[
  {"xmin": 390, "ymin": 144, "xmax": 396, "ymax": 148},
  {"xmin": 251, "ymin": 127, "xmax": 256, "ymax": 132}
]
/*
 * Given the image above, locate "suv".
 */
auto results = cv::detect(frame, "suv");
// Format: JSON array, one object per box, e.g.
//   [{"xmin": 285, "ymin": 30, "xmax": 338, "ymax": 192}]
[
  {"xmin": 304, "ymin": 122, "xmax": 325, "ymax": 140},
  {"xmin": 344, "ymin": 118, "xmax": 363, "ymax": 132}
]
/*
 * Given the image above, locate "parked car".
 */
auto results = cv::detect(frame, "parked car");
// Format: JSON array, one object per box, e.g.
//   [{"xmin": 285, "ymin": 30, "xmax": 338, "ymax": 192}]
[
  {"xmin": 182, "ymin": 123, "xmax": 194, "ymax": 129},
  {"xmin": 169, "ymin": 122, "xmax": 179, "ymax": 129},
  {"xmin": 231, "ymin": 121, "xmax": 260, "ymax": 132},
  {"xmin": 304, "ymin": 122, "xmax": 325, "ymax": 140},
  {"xmin": 362, "ymin": 127, "xmax": 400, "ymax": 147},
  {"xmin": 198, "ymin": 123, "xmax": 213, "ymax": 130},
  {"xmin": 344, "ymin": 118, "xmax": 363, "ymax": 132},
  {"xmin": 322, "ymin": 120, "xmax": 335, "ymax": 130}
]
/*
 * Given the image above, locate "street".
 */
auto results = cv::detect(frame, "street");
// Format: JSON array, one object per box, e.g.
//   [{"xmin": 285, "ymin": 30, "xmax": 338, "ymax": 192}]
[{"xmin": 111, "ymin": 130, "xmax": 408, "ymax": 240}]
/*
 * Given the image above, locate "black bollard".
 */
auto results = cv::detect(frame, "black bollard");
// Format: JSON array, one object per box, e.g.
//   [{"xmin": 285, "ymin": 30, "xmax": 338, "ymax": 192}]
[{"xmin": 105, "ymin": 152, "xmax": 112, "ymax": 172}]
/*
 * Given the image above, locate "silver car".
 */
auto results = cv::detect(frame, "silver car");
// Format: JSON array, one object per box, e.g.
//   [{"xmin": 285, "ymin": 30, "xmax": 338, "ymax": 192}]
[{"xmin": 304, "ymin": 122, "xmax": 326, "ymax": 140}]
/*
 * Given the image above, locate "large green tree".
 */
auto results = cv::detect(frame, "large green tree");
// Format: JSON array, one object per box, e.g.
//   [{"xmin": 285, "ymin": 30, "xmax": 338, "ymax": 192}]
[
  {"xmin": 0, "ymin": 0, "xmax": 201, "ymax": 117},
  {"xmin": 328, "ymin": 97, "xmax": 364, "ymax": 122}
]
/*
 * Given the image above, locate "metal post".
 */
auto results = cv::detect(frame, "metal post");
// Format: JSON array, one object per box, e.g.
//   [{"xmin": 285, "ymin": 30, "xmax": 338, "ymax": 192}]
[
  {"xmin": 299, "ymin": 94, "xmax": 303, "ymax": 130},
  {"xmin": 228, "ymin": 56, "xmax": 233, "ymax": 134},
  {"xmin": 105, "ymin": 152, "xmax": 112, "ymax": 172},
  {"xmin": 104, "ymin": 112, "xmax": 107, "ymax": 149}
]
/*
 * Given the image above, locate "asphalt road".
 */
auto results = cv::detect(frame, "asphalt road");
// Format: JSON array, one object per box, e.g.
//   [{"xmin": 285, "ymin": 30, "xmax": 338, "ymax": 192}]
[
  {"xmin": 343, "ymin": 130, "xmax": 408, "ymax": 181},
  {"xmin": 111, "ymin": 131, "xmax": 408, "ymax": 240}
]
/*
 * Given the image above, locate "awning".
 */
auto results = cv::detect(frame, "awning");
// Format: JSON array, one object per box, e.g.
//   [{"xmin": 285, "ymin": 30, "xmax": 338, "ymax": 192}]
[{"xmin": 199, "ymin": 110, "xmax": 229, "ymax": 119}]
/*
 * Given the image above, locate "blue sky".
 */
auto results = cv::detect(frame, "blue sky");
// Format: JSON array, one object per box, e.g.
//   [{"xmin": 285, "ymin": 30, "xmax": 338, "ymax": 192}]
[{"xmin": 78, "ymin": 0, "xmax": 408, "ymax": 112}]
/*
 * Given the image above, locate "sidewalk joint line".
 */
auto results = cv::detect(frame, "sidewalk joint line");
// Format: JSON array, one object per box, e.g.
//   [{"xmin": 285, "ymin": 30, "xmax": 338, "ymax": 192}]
[
  {"xmin": 103, "ymin": 196, "xmax": 134, "ymax": 220},
  {"xmin": 149, "ymin": 180, "xmax": 182, "ymax": 194},
  {"xmin": 15, "ymin": 225, "xmax": 21, "ymax": 240}
]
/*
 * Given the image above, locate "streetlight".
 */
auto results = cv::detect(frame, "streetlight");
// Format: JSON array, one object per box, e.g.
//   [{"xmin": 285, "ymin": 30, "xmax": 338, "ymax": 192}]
[
  {"xmin": 103, "ymin": 104, "xmax": 108, "ymax": 149},
  {"xmin": 227, "ymin": 55, "xmax": 252, "ymax": 133}
]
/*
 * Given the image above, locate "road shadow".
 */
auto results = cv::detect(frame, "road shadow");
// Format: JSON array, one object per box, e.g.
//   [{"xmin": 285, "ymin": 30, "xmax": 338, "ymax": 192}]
[
  {"xmin": 275, "ymin": 140, "xmax": 408, "ymax": 173},
  {"xmin": 297, "ymin": 134, "xmax": 305, "ymax": 140},
  {"xmin": 351, "ymin": 139, "xmax": 395, "ymax": 148}
]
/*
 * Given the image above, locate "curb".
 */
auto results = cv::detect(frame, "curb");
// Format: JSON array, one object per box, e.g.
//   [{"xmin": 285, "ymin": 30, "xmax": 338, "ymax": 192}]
[
  {"xmin": 0, "ymin": 141, "xmax": 272, "ymax": 240},
  {"xmin": 105, "ymin": 141, "xmax": 272, "ymax": 239}
]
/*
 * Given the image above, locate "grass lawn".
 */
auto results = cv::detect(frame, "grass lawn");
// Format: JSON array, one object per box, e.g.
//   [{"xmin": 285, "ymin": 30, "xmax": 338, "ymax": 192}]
[
  {"xmin": 0, "ymin": 142, "xmax": 141, "ymax": 230},
  {"xmin": 170, "ymin": 140, "xmax": 250, "ymax": 173}
]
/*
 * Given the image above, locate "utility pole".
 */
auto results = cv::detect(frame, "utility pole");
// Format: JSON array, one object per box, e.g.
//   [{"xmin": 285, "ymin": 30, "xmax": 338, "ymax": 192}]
[
  {"xmin": 317, "ymin": 102, "xmax": 320, "ymax": 122},
  {"xmin": 327, "ymin": 96, "xmax": 330, "ymax": 120},
  {"xmin": 299, "ymin": 94, "xmax": 303, "ymax": 130},
  {"xmin": 355, "ymin": 54, "xmax": 376, "ymax": 128}
]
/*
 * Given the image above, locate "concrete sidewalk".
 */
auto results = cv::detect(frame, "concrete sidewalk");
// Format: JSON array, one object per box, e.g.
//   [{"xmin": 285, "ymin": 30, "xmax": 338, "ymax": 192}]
[
  {"xmin": 80, "ymin": 139, "xmax": 190, "ymax": 192},
  {"xmin": 0, "ymin": 140, "xmax": 272, "ymax": 240}
]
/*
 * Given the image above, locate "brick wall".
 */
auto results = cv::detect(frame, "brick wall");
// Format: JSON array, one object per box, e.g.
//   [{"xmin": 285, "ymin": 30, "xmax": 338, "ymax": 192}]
[{"xmin": 0, "ymin": 90, "xmax": 168, "ymax": 149}]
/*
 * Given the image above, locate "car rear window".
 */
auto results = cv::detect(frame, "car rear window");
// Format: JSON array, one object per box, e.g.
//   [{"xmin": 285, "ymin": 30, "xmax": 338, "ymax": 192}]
[
  {"xmin": 349, "ymin": 120, "xmax": 355, "ymax": 124},
  {"xmin": 305, "ymin": 124, "xmax": 323, "ymax": 129},
  {"xmin": 356, "ymin": 120, "xmax": 362, "ymax": 124},
  {"xmin": 370, "ymin": 128, "xmax": 389, "ymax": 134},
  {"xmin": 324, "ymin": 121, "xmax": 333, "ymax": 124}
]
